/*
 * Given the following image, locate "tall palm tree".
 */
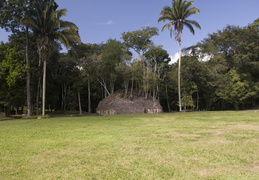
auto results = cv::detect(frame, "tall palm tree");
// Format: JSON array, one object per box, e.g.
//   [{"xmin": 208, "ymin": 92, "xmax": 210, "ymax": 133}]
[
  {"xmin": 14, "ymin": 0, "xmax": 80, "ymax": 116},
  {"xmin": 158, "ymin": 0, "xmax": 201, "ymax": 111}
]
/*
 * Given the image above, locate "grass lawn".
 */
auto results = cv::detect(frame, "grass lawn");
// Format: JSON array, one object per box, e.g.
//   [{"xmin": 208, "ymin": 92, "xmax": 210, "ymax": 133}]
[{"xmin": 0, "ymin": 111, "xmax": 259, "ymax": 179}]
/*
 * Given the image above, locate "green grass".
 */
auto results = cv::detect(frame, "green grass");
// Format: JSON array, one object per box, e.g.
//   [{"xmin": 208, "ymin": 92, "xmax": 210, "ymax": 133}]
[{"xmin": 0, "ymin": 111, "xmax": 259, "ymax": 179}]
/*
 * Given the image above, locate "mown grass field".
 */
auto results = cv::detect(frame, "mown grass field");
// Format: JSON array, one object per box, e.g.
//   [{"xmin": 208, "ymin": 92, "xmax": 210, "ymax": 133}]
[{"xmin": 0, "ymin": 111, "xmax": 259, "ymax": 180}]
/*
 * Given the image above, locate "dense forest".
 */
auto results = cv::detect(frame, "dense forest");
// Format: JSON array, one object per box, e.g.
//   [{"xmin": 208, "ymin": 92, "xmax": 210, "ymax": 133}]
[{"xmin": 1, "ymin": 0, "xmax": 259, "ymax": 116}]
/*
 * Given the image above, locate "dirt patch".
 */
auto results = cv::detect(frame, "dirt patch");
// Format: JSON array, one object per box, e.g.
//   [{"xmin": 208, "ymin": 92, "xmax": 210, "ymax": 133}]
[
  {"xmin": 212, "ymin": 116, "xmax": 222, "ymax": 119},
  {"xmin": 246, "ymin": 138, "xmax": 259, "ymax": 143},
  {"xmin": 209, "ymin": 137, "xmax": 232, "ymax": 144},
  {"xmin": 196, "ymin": 128, "xmax": 225, "ymax": 136},
  {"xmin": 230, "ymin": 124, "xmax": 259, "ymax": 131},
  {"xmin": 195, "ymin": 128, "xmax": 233, "ymax": 144},
  {"xmin": 208, "ymin": 130, "xmax": 225, "ymax": 135},
  {"xmin": 240, "ymin": 110, "xmax": 259, "ymax": 113},
  {"xmin": 250, "ymin": 166, "xmax": 259, "ymax": 172},
  {"xmin": 142, "ymin": 117, "xmax": 172, "ymax": 122},
  {"xmin": 196, "ymin": 169, "xmax": 212, "ymax": 176},
  {"xmin": 57, "ymin": 147, "xmax": 82, "ymax": 155},
  {"xmin": 153, "ymin": 132, "xmax": 200, "ymax": 138},
  {"xmin": 196, "ymin": 167, "xmax": 240, "ymax": 177}
]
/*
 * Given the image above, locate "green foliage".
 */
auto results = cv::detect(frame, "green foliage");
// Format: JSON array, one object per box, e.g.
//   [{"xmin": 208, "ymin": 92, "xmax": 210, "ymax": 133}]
[
  {"xmin": 181, "ymin": 94, "xmax": 195, "ymax": 109},
  {"xmin": 250, "ymin": 18, "xmax": 259, "ymax": 27},
  {"xmin": 115, "ymin": 62, "xmax": 131, "ymax": 95},
  {"xmin": 121, "ymin": 27, "xmax": 159, "ymax": 55},
  {"xmin": 192, "ymin": 23, "xmax": 259, "ymax": 110},
  {"xmin": 215, "ymin": 70, "xmax": 255, "ymax": 109},
  {"xmin": 144, "ymin": 45, "xmax": 170, "ymax": 67},
  {"xmin": 1, "ymin": 0, "xmax": 259, "ymax": 114},
  {"xmin": 158, "ymin": 0, "xmax": 201, "ymax": 42},
  {"xmin": 101, "ymin": 39, "xmax": 130, "ymax": 90},
  {"xmin": 0, "ymin": 43, "xmax": 26, "ymax": 112},
  {"xmin": 1, "ymin": 46, "xmax": 25, "ymax": 86},
  {"xmin": 13, "ymin": 0, "xmax": 80, "ymax": 55},
  {"xmin": 12, "ymin": 0, "xmax": 81, "ymax": 116}
]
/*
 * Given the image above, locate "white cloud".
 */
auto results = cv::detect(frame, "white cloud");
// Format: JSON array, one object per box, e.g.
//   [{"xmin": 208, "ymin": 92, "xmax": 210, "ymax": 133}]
[
  {"xmin": 169, "ymin": 50, "xmax": 213, "ymax": 65},
  {"xmin": 169, "ymin": 53, "xmax": 180, "ymax": 64},
  {"xmin": 105, "ymin": 20, "xmax": 114, "ymax": 25},
  {"xmin": 97, "ymin": 20, "xmax": 114, "ymax": 25}
]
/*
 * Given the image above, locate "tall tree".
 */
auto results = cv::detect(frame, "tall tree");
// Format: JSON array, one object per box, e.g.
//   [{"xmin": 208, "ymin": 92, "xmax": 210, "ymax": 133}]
[
  {"xmin": 69, "ymin": 43, "xmax": 94, "ymax": 113},
  {"xmin": 101, "ymin": 39, "xmax": 131, "ymax": 95},
  {"xmin": 14, "ymin": 0, "xmax": 80, "ymax": 116},
  {"xmin": 0, "ymin": 0, "xmax": 35, "ymax": 116},
  {"xmin": 0, "ymin": 42, "xmax": 26, "ymax": 116},
  {"xmin": 215, "ymin": 70, "xmax": 254, "ymax": 110},
  {"xmin": 122, "ymin": 27, "xmax": 159, "ymax": 98},
  {"xmin": 158, "ymin": 0, "xmax": 201, "ymax": 111},
  {"xmin": 144, "ymin": 46, "xmax": 170, "ymax": 100}
]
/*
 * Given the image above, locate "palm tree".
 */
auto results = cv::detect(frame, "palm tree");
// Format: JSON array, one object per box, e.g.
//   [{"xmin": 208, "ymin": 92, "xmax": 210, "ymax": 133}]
[
  {"xmin": 158, "ymin": 0, "xmax": 201, "ymax": 111},
  {"xmin": 14, "ymin": 0, "xmax": 80, "ymax": 116}
]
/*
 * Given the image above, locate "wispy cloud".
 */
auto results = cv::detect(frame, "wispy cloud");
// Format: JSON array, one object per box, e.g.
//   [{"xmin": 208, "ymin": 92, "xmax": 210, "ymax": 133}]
[{"xmin": 96, "ymin": 20, "xmax": 114, "ymax": 25}]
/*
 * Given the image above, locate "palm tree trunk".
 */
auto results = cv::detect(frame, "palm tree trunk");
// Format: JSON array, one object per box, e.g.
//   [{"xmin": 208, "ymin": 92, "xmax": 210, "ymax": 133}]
[
  {"xmin": 178, "ymin": 42, "xmax": 182, "ymax": 112},
  {"xmin": 36, "ymin": 79, "xmax": 41, "ymax": 115},
  {"xmin": 165, "ymin": 84, "xmax": 171, "ymax": 112},
  {"xmin": 25, "ymin": 27, "xmax": 32, "ymax": 116},
  {"xmin": 88, "ymin": 79, "xmax": 91, "ymax": 113},
  {"xmin": 42, "ymin": 58, "xmax": 46, "ymax": 116},
  {"xmin": 153, "ymin": 60, "xmax": 157, "ymax": 101}
]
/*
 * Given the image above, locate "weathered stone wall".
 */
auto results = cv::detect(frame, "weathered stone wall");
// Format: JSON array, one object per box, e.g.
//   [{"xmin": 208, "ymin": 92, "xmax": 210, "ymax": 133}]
[
  {"xmin": 0, "ymin": 112, "xmax": 6, "ymax": 117},
  {"xmin": 96, "ymin": 91, "xmax": 163, "ymax": 115}
]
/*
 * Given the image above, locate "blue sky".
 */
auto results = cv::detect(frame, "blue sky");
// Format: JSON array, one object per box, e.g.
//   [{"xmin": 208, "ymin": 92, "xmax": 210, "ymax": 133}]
[{"xmin": 1, "ymin": 0, "xmax": 258, "ymax": 58}]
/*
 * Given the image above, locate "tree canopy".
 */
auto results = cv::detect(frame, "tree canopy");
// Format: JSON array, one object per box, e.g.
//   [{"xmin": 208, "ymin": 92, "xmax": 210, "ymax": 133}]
[{"xmin": 0, "ymin": 0, "xmax": 259, "ymax": 116}]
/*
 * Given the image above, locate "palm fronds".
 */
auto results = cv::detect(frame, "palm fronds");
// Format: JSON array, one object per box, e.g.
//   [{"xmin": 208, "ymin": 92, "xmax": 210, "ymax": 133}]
[{"xmin": 158, "ymin": 0, "xmax": 201, "ymax": 43}]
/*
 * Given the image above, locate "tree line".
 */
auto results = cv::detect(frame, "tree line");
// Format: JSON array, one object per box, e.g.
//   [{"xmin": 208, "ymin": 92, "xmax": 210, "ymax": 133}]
[{"xmin": 1, "ymin": 0, "xmax": 259, "ymax": 116}]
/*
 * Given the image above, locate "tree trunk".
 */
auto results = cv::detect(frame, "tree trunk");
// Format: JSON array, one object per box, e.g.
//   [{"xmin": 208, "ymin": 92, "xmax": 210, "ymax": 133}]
[
  {"xmin": 42, "ymin": 58, "xmax": 46, "ymax": 116},
  {"xmin": 88, "ymin": 79, "xmax": 91, "ymax": 113},
  {"xmin": 130, "ymin": 76, "xmax": 134, "ymax": 97},
  {"xmin": 124, "ymin": 82, "xmax": 128, "ymax": 97},
  {"xmin": 153, "ymin": 59, "xmax": 157, "ymax": 101},
  {"xmin": 98, "ymin": 78, "xmax": 110, "ymax": 96},
  {"xmin": 110, "ymin": 82, "xmax": 114, "ymax": 94},
  {"xmin": 165, "ymin": 84, "xmax": 171, "ymax": 112},
  {"xmin": 25, "ymin": 27, "xmax": 32, "ymax": 116},
  {"xmin": 36, "ymin": 79, "xmax": 41, "ymax": 115},
  {"xmin": 196, "ymin": 91, "xmax": 199, "ymax": 110},
  {"xmin": 36, "ymin": 48, "xmax": 42, "ymax": 115},
  {"xmin": 4, "ymin": 106, "xmax": 11, "ymax": 117},
  {"xmin": 178, "ymin": 42, "xmax": 182, "ymax": 112},
  {"xmin": 15, "ymin": 107, "xmax": 18, "ymax": 115},
  {"xmin": 152, "ymin": 88, "xmax": 156, "ymax": 101},
  {"xmin": 78, "ymin": 91, "xmax": 82, "ymax": 115},
  {"xmin": 142, "ymin": 56, "xmax": 145, "ymax": 96},
  {"xmin": 61, "ymin": 83, "xmax": 67, "ymax": 112},
  {"xmin": 234, "ymin": 102, "xmax": 239, "ymax": 110}
]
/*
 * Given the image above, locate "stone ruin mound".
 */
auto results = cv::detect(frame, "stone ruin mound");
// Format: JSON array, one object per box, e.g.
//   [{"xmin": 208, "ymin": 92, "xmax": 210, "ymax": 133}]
[{"xmin": 96, "ymin": 91, "xmax": 163, "ymax": 115}]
